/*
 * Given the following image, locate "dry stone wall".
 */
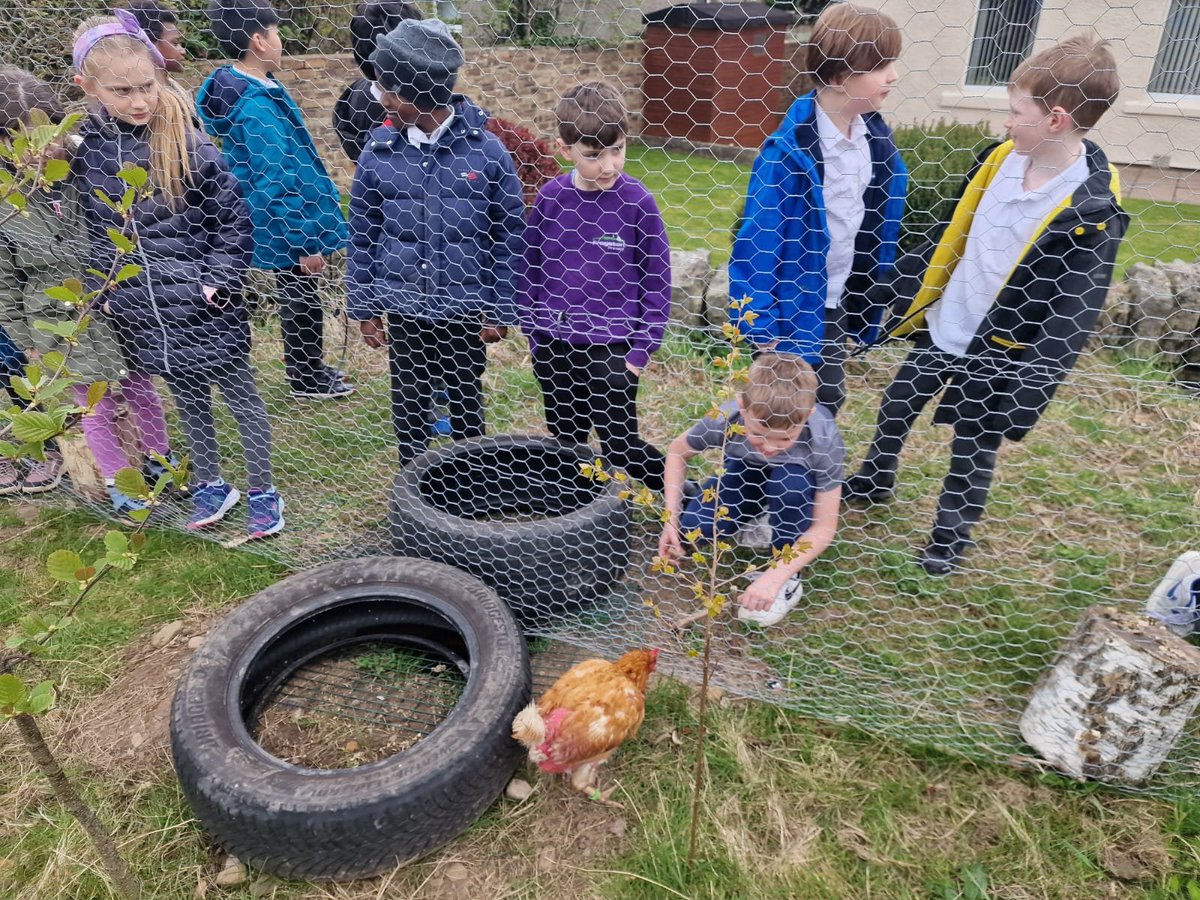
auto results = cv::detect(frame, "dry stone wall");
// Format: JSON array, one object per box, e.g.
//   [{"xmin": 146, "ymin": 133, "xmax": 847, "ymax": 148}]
[{"xmin": 1101, "ymin": 262, "xmax": 1200, "ymax": 385}]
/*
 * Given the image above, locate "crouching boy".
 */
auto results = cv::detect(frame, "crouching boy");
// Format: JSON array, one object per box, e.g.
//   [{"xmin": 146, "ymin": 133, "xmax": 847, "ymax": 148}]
[{"xmin": 659, "ymin": 353, "xmax": 843, "ymax": 626}]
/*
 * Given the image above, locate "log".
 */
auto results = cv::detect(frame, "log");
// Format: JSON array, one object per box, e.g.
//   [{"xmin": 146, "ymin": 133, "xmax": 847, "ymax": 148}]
[
  {"xmin": 57, "ymin": 432, "xmax": 105, "ymax": 501},
  {"xmin": 1019, "ymin": 605, "xmax": 1200, "ymax": 784}
]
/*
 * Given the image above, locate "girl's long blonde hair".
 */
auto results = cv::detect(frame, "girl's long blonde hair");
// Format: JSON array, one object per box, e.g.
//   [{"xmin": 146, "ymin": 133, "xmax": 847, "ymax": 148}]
[{"xmin": 74, "ymin": 16, "xmax": 193, "ymax": 206}]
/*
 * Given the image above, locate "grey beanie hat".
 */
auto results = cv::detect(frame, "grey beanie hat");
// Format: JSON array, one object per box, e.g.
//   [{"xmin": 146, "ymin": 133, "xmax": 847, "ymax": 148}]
[{"xmin": 371, "ymin": 19, "xmax": 464, "ymax": 110}]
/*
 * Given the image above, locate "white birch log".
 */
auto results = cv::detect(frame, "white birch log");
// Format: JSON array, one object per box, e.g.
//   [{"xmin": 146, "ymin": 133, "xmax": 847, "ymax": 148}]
[{"xmin": 1019, "ymin": 605, "xmax": 1200, "ymax": 784}]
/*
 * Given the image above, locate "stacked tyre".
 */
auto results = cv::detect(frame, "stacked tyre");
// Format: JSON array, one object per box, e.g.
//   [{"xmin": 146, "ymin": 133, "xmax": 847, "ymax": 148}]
[{"xmin": 390, "ymin": 435, "xmax": 633, "ymax": 627}]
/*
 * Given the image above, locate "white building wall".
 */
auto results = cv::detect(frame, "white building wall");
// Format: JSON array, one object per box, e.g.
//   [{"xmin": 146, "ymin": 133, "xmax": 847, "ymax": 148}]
[{"xmin": 882, "ymin": 0, "xmax": 1200, "ymax": 192}]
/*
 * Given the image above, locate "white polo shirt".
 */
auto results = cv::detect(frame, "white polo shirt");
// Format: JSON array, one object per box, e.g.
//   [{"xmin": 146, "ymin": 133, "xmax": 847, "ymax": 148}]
[
  {"xmin": 928, "ymin": 150, "xmax": 1089, "ymax": 357},
  {"xmin": 816, "ymin": 104, "xmax": 872, "ymax": 309}
]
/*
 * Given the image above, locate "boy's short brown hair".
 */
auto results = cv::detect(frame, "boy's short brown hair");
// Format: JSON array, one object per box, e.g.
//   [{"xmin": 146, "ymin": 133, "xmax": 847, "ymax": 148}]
[
  {"xmin": 556, "ymin": 81, "xmax": 626, "ymax": 148},
  {"xmin": 1011, "ymin": 34, "xmax": 1120, "ymax": 131},
  {"xmin": 807, "ymin": 2, "xmax": 901, "ymax": 88},
  {"xmin": 740, "ymin": 353, "xmax": 818, "ymax": 430}
]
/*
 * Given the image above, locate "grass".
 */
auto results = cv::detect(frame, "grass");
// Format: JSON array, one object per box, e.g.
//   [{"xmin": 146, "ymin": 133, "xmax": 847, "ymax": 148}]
[
  {"xmin": 624, "ymin": 145, "xmax": 1200, "ymax": 277},
  {"xmin": 3, "ymin": 146, "xmax": 1200, "ymax": 896},
  {"xmin": 2, "ymin": 517, "xmax": 1199, "ymax": 898}
]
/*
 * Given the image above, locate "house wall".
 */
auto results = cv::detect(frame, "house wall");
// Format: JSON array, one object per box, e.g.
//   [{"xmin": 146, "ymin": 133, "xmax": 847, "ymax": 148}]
[{"xmin": 881, "ymin": 0, "xmax": 1200, "ymax": 201}]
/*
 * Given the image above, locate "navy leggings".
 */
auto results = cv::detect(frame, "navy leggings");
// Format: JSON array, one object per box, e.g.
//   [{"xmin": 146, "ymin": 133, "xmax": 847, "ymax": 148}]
[{"xmin": 679, "ymin": 455, "xmax": 815, "ymax": 550}]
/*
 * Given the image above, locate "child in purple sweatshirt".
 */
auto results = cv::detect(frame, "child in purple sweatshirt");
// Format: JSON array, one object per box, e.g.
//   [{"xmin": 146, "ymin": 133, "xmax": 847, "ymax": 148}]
[{"xmin": 520, "ymin": 82, "xmax": 672, "ymax": 490}]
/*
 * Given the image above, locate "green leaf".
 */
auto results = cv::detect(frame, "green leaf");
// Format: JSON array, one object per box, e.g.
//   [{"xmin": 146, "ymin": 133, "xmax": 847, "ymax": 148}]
[
  {"xmin": 23, "ymin": 363, "xmax": 42, "ymax": 385},
  {"xmin": 85, "ymin": 381, "xmax": 108, "ymax": 408},
  {"xmin": 46, "ymin": 549, "xmax": 85, "ymax": 582},
  {"xmin": 43, "ymin": 158, "xmax": 69, "ymax": 183},
  {"xmin": 40, "ymin": 351, "xmax": 66, "ymax": 371},
  {"xmin": 74, "ymin": 565, "xmax": 97, "ymax": 582},
  {"xmin": 8, "ymin": 378, "xmax": 32, "ymax": 401},
  {"xmin": 113, "ymin": 467, "xmax": 148, "ymax": 499},
  {"xmin": 106, "ymin": 227, "xmax": 135, "ymax": 254},
  {"xmin": 129, "ymin": 533, "xmax": 147, "ymax": 551},
  {"xmin": 0, "ymin": 440, "xmax": 20, "ymax": 458},
  {"xmin": 0, "ymin": 673, "xmax": 25, "ymax": 708},
  {"xmin": 127, "ymin": 508, "xmax": 151, "ymax": 523},
  {"xmin": 117, "ymin": 165, "xmax": 148, "ymax": 189},
  {"xmin": 1187, "ymin": 881, "xmax": 1200, "ymax": 900},
  {"xmin": 11, "ymin": 410, "xmax": 60, "ymax": 443},
  {"xmin": 104, "ymin": 531, "xmax": 129, "ymax": 554},
  {"xmin": 63, "ymin": 277, "xmax": 84, "ymax": 296},
  {"xmin": 114, "ymin": 264, "xmax": 141, "ymax": 283},
  {"xmin": 44, "ymin": 285, "xmax": 80, "ymax": 303},
  {"xmin": 25, "ymin": 681, "xmax": 56, "ymax": 715}
]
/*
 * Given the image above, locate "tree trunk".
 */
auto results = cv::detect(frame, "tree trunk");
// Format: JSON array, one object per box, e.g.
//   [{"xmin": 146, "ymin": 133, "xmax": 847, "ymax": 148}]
[
  {"xmin": 1019, "ymin": 605, "xmax": 1200, "ymax": 784},
  {"xmin": 13, "ymin": 713, "xmax": 143, "ymax": 899}
]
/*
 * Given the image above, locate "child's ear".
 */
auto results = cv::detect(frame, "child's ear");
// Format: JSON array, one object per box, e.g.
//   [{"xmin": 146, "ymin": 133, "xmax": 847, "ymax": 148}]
[{"xmin": 556, "ymin": 137, "xmax": 571, "ymax": 159}]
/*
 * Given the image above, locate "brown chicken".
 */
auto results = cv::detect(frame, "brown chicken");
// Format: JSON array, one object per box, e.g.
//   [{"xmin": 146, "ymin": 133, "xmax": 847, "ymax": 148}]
[{"xmin": 511, "ymin": 648, "xmax": 659, "ymax": 803}]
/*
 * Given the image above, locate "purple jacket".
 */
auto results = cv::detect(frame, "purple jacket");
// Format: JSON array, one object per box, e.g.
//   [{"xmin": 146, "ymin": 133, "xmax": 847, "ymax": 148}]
[{"xmin": 520, "ymin": 173, "xmax": 671, "ymax": 369}]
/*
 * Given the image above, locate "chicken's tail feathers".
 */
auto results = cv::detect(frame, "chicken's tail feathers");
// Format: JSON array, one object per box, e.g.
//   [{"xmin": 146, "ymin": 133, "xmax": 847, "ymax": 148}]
[{"xmin": 511, "ymin": 702, "xmax": 546, "ymax": 749}]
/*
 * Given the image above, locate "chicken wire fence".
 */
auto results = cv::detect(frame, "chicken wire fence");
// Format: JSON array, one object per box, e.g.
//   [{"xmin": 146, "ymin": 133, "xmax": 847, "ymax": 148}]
[{"xmin": 1, "ymin": 0, "xmax": 1199, "ymax": 798}]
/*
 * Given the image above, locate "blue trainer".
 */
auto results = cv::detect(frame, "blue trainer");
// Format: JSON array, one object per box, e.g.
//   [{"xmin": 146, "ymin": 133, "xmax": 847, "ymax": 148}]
[
  {"xmin": 247, "ymin": 488, "xmax": 285, "ymax": 539},
  {"xmin": 106, "ymin": 482, "xmax": 147, "ymax": 521},
  {"xmin": 431, "ymin": 388, "xmax": 452, "ymax": 437},
  {"xmin": 187, "ymin": 480, "xmax": 241, "ymax": 530}
]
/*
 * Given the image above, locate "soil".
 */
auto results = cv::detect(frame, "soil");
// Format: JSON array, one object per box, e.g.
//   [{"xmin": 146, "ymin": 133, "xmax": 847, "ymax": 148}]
[{"xmin": 55, "ymin": 612, "xmax": 217, "ymax": 777}]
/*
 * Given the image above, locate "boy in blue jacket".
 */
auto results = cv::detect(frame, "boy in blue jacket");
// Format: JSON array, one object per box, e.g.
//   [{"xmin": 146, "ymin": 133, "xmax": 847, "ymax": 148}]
[
  {"xmin": 197, "ymin": 0, "xmax": 352, "ymax": 400},
  {"xmin": 729, "ymin": 2, "xmax": 906, "ymax": 414},
  {"xmin": 346, "ymin": 19, "xmax": 525, "ymax": 466}
]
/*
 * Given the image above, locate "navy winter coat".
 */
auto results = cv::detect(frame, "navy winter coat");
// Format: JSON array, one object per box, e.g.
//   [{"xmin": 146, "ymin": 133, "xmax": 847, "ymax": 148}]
[
  {"xmin": 197, "ymin": 66, "xmax": 348, "ymax": 271},
  {"xmin": 72, "ymin": 114, "xmax": 254, "ymax": 376},
  {"xmin": 346, "ymin": 98, "xmax": 525, "ymax": 325}
]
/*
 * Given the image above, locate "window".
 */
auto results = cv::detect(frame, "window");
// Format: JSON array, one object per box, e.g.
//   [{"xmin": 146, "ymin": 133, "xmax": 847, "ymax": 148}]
[
  {"xmin": 965, "ymin": 0, "xmax": 1043, "ymax": 87},
  {"xmin": 1149, "ymin": 0, "xmax": 1200, "ymax": 95}
]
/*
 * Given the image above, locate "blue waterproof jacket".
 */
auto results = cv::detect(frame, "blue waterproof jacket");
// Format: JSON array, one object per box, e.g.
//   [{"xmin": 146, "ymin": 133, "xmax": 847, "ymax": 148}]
[
  {"xmin": 728, "ymin": 92, "xmax": 907, "ymax": 360},
  {"xmin": 72, "ymin": 115, "xmax": 254, "ymax": 377},
  {"xmin": 196, "ymin": 66, "xmax": 348, "ymax": 270},
  {"xmin": 346, "ymin": 98, "xmax": 525, "ymax": 325}
]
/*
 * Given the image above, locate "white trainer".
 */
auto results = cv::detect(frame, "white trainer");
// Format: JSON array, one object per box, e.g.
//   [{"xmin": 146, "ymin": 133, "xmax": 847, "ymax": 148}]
[
  {"xmin": 1145, "ymin": 550, "xmax": 1200, "ymax": 637},
  {"xmin": 737, "ymin": 573, "xmax": 803, "ymax": 626}
]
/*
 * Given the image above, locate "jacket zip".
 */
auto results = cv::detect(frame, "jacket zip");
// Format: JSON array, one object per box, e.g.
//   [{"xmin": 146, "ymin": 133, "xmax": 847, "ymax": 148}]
[{"xmin": 112, "ymin": 119, "xmax": 171, "ymax": 376}]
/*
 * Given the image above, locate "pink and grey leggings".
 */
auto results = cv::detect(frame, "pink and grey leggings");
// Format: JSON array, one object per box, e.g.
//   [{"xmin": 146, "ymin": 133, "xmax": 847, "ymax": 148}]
[{"xmin": 73, "ymin": 373, "xmax": 171, "ymax": 479}]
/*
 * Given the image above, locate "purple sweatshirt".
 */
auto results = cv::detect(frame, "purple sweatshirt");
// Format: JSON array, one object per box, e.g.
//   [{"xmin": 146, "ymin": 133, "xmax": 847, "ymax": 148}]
[{"xmin": 520, "ymin": 172, "xmax": 671, "ymax": 370}]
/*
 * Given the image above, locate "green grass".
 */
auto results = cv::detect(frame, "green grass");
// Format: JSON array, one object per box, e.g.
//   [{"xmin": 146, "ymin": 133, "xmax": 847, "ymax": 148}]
[
  {"xmin": 2, "ymin": 526, "xmax": 1199, "ymax": 899},
  {"xmin": 4, "ymin": 145, "xmax": 1200, "ymax": 899},
  {"xmin": 623, "ymin": 146, "xmax": 1200, "ymax": 276},
  {"xmin": 1119, "ymin": 197, "xmax": 1200, "ymax": 275},
  {"xmin": 624, "ymin": 145, "xmax": 750, "ymax": 265}
]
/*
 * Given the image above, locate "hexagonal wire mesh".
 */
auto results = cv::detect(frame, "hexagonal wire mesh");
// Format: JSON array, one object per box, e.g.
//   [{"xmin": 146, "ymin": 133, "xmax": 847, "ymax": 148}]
[{"xmin": 2, "ymin": 0, "xmax": 1198, "ymax": 795}]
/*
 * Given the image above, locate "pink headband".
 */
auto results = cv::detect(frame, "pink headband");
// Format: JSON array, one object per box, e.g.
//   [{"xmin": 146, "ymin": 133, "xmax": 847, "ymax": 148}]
[{"xmin": 72, "ymin": 9, "xmax": 166, "ymax": 72}]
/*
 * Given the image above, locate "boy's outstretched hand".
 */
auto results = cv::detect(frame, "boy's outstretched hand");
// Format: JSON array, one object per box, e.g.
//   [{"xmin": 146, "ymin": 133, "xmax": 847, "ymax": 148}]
[
  {"xmin": 739, "ymin": 568, "xmax": 789, "ymax": 612},
  {"xmin": 658, "ymin": 520, "xmax": 684, "ymax": 563},
  {"xmin": 359, "ymin": 317, "xmax": 387, "ymax": 348}
]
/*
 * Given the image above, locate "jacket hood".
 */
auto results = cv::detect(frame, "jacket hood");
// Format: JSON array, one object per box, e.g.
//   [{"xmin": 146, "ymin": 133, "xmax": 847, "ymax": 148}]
[
  {"xmin": 767, "ymin": 91, "xmax": 892, "ymax": 158},
  {"xmin": 197, "ymin": 66, "xmax": 274, "ymax": 136}
]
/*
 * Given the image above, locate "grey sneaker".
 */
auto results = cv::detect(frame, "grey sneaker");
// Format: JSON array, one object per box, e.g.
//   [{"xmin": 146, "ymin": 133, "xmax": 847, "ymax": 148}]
[
  {"xmin": 21, "ymin": 452, "xmax": 64, "ymax": 493},
  {"xmin": 736, "ymin": 514, "xmax": 773, "ymax": 550}
]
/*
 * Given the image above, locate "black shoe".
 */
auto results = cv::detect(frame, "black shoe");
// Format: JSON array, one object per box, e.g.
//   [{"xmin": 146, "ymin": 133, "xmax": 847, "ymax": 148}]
[
  {"xmin": 919, "ymin": 541, "xmax": 966, "ymax": 576},
  {"xmin": 291, "ymin": 370, "xmax": 355, "ymax": 399},
  {"xmin": 843, "ymin": 473, "xmax": 894, "ymax": 506}
]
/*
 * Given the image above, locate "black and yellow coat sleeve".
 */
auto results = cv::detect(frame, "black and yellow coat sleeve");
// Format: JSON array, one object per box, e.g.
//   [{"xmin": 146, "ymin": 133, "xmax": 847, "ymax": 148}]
[{"xmin": 874, "ymin": 140, "xmax": 1128, "ymax": 442}]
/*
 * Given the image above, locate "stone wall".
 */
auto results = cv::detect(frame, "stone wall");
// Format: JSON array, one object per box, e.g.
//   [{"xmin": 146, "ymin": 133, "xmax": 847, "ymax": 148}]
[
  {"xmin": 1100, "ymin": 262, "xmax": 1200, "ymax": 386},
  {"xmin": 181, "ymin": 47, "xmax": 643, "ymax": 194}
]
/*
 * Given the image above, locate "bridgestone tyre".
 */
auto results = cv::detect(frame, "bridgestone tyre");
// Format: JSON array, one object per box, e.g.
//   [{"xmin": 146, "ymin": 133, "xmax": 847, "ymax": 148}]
[
  {"xmin": 169, "ymin": 557, "xmax": 531, "ymax": 881},
  {"xmin": 391, "ymin": 435, "xmax": 633, "ymax": 627}
]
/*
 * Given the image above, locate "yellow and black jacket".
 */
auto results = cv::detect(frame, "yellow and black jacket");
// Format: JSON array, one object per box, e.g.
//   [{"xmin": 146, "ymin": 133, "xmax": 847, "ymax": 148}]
[{"xmin": 865, "ymin": 139, "xmax": 1128, "ymax": 441}]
